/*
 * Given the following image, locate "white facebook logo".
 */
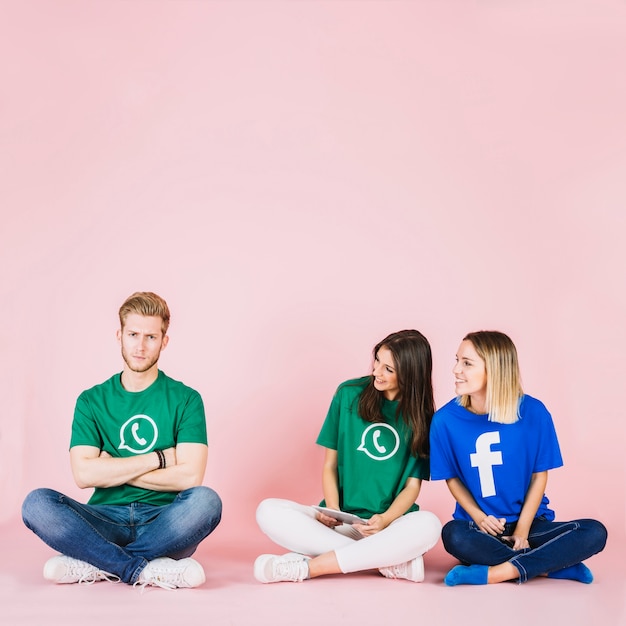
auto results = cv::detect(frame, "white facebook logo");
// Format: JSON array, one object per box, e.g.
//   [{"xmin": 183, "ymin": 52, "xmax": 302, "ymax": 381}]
[{"xmin": 470, "ymin": 432, "xmax": 503, "ymax": 497}]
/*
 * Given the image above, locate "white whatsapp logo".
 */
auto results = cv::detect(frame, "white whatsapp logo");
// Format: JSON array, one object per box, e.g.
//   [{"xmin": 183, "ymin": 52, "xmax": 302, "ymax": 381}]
[
  {"xmin": 119, "ymin": 415, "xmax": 158, "ymax": 454},
  {"xmin": 357, "ymin": 423, "xmax": 400, "ymax": 461}
]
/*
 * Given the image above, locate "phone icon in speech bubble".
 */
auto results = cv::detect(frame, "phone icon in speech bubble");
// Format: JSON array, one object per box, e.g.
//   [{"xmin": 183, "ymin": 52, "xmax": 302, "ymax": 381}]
[
  {"xmin": 119, "ymin": 415, "xmax": 158, "ymax": 454},
  {"xmin": 357, "ymin": 423, "xmax": 399, "ymax": 461}
]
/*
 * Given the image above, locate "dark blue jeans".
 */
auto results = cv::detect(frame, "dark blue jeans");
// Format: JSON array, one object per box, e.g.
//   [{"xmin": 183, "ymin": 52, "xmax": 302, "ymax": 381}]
[
  {"xmin": 22, "ymin": 486, "xmax": 222, "ymax": 584},
  {"xmin": 442, "ymin": 517, "xmax": 607, "ymax": 583}
]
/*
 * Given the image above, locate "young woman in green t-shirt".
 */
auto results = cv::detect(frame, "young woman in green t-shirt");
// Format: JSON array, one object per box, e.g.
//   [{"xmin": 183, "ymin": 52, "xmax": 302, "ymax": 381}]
[{"xmin": 254, "ymin": 330, "xmax": 442, "ymax": 583}]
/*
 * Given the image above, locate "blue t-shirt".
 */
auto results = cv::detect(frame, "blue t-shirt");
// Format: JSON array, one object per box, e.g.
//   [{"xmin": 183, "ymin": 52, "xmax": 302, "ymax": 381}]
[
  {"xmin": 316, "ymin": 377, "xmax": 429, "ymax": 519},
  {"xmin": 429, "ymin": 395, "xmax": 563, "ymax": 522}
]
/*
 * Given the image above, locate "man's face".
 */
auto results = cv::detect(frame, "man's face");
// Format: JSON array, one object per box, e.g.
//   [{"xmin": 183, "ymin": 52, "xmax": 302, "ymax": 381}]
[{"xmin": 117, "ymin": 314, "xmax": 168, "ymax": 374}]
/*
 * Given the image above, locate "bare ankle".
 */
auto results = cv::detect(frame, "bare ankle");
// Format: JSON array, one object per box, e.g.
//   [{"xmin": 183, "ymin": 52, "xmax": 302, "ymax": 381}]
[{"xmin": 487, "ymin": 562, "xmax": 519, "ymax": 583}]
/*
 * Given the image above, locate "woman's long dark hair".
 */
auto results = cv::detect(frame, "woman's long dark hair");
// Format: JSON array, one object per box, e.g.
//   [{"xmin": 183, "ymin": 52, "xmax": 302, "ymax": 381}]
[{"xmin": 358, "ymin": 329, "xmax": 435, "ymax": 458}]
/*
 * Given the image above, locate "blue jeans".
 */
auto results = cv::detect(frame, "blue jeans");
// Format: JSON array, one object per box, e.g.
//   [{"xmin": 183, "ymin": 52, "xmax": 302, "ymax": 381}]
[
  {"xmin": 442, "ymin": 517, "xmax": 607, "ymax": 583},
  {"xmin": 22, "ymin": 486, "xmax": 222, "ymax": 584}
]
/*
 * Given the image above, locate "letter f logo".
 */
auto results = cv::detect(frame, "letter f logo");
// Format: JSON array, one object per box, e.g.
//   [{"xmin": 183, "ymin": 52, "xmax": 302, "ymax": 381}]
[{"xmin": 470, "ymin": 432, "xmax": 503, "ymax": 498}]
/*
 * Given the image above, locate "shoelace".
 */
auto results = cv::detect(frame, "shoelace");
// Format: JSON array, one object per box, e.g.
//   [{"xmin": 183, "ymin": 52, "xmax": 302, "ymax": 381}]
[
  {"xmin": 380, "ymin": 562, "xmax": 409, "ymax": 579},
  {"xmin": 133, "ymin": 578, "xmax": 174, "ymax": 591},
  {"xmin": 68, "ymin": 563, "xmax": 119, "ymax": 585},
  {"xmin": 133, "ymin": 565, "xmax": 186, "ymax": 591},
  {"xmin": 383, "ymin": 565, "xmax": 404, "ymax": 578},
  {"xmin": 273, "ymin": 558, "xmax": 306, "ymax": 582}
]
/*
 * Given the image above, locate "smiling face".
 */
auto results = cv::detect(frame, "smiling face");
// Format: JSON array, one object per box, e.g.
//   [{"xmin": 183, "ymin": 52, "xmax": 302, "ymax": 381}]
[
  {"xmin": 117, "ymin": 313, "xmax": 168, "ymax": 375},
  {"xmin": 372, "ymin": 346, "xmax": 400, "ymax": 400},
  {"xmin": 453, "ymin": 339, "xmax": 488, "ymax": 412}
]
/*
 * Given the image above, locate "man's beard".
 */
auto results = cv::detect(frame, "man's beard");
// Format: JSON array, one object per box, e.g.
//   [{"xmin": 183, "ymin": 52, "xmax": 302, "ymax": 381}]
[{"xmin": 121, "ymin": 347, "xmax": 160, "ymax": 373}]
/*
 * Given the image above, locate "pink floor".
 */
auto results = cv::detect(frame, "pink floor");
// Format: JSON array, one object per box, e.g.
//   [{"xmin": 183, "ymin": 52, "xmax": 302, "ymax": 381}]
[{"xmin": 2, "ymin": 520, "xmax": 623, "ymax": 626}]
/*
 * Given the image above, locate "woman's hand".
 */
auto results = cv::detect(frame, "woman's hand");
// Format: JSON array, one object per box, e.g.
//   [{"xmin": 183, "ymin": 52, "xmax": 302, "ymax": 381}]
[
  {"xmin": 353, "ymin": 513, "xmax": 388, "ymax": 537},
  {"xmin": 478, "ymin": 515, "xmax": 506, "ymax": 536},
  {"xmin": 316, "ymin": 511, "xmax": 343, "ymax": 528},
  {"xmin": 501, "ymin": 534, "xmax": 530, "ymax": 551}
]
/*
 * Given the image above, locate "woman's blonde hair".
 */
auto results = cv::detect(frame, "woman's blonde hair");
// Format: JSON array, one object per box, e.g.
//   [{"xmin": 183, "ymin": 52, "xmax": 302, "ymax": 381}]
[
  {"xmin": 118, "ymin": 292, "xmax": 170, "ymax": 335},
  {"xmin": 458, "ymin": 330, "xmax": 523, "ymax": 424}
]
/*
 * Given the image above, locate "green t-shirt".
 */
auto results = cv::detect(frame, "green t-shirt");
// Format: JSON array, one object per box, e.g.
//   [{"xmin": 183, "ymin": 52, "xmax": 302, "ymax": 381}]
[
  {"xmin": 70, "ymin": 370, "xmax": 207, "ymax": 506},
  {"xmin": 316, "ymin": 377, "xmax": 429, "ymax": 519}
]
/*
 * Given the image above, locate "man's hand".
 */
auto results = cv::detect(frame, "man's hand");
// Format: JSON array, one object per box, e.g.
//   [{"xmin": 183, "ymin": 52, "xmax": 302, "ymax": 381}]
[
  {"xmin": 71, "ymin": 445, "xmax": 161, "ymax": 489},
  {"xmin": 99, "ymin": 447, "xmax": 176, "ymax": 467}
]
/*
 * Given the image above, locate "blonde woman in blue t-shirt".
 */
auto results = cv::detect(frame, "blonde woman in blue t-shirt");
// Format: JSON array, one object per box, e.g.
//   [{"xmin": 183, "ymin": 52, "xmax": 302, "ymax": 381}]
[
  {"xmin": 254, "ymin": 330, "xmax": 442, "ymax": 583},
  {"xmin": 430, "ymin": 330, "xmax": 607, "ymax": 585}
]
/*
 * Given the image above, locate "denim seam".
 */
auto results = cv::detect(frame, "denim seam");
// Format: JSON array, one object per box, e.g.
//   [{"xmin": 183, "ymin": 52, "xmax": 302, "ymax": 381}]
[
  {"xmin": 31, "ymin": 501, "xmax": 115, "ymax": 563},
  {"xmin": 70, "ymin": 500, "xmax": 129, "ymax": 528},
  {"xmin": 510, "ymin": 526, "xmax": 577, "ymax": 582},
  {"xmin": 509, "ymin": 557, "xmax": 527, "ymax": 583},
  {"xmin": 130, "ymin": 559, "xmax": 149, "ymax": 585},
  {"xmin": 528, "ymin": 521, "xmax": 579, "ymax": 541}
]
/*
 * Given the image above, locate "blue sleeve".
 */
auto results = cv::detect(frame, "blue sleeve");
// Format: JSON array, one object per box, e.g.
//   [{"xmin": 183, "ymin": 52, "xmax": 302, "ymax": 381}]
[
  {"xmin": 528, "ymin": 398, "xmax": 563, "ymax": 472},
  {"xmin": 429, "ymin": 411, "xmax": 457, "ymax": 481}
]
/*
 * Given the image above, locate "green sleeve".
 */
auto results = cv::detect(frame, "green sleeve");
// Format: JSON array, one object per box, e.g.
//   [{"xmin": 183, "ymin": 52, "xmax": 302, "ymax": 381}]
[
  {"xmin": 175, "ymin": 388, "xmax": 208, "ymax": 445},
  {"xmin": 408, "ymin": 453, "xmax": 430, "ymax": 481},
  {"xmin": 70, "ymin": 392, "xmax": 103, "ymax": 449}
]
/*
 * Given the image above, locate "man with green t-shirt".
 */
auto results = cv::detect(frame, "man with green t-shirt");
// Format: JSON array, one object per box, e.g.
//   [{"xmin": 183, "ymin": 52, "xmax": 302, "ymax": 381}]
[{"xmin": 22, "ymin": 292, "xmax": 222, "ymax": 589}]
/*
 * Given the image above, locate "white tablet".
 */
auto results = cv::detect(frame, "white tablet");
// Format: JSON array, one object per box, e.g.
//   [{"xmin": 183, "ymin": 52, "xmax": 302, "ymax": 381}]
[{"xmin": 312, "ymin": 506, "xmax": 368, "ymax": 525}]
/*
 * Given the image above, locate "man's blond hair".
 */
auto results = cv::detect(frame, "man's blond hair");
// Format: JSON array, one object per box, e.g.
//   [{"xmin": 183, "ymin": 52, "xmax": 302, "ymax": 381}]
[{"xmin": 118, "ymin": 292, "xmax": 170, "ymax": 335}]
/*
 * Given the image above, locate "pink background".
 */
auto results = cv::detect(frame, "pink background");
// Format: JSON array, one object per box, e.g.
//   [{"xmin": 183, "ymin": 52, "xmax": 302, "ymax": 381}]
[{"xmin": 1, "ymin": 1, "xmax": 624, "ymax": 624}]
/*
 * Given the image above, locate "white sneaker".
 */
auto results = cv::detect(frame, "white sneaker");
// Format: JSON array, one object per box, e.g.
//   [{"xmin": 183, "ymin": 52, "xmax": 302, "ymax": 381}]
[
  {"xmin": 135, "ymin": 557, "xmax": 205, "ymax": 590},
  {"xmin": 379, "ymin": 555, "xmax": 424, "ymax": 582},
  {"xmin": 43, "ymin": 555, "xmax": 119, "ymax": 585},
  {"xmin": 254, "ymin": 553, "xmax": 310, "ymax": 583}
]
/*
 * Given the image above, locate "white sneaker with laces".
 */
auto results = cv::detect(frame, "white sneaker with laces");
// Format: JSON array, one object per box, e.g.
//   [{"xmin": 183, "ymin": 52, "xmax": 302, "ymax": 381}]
[
  {"xmin": 379, "ymin": 555, "xmax": 425, "ymax": 582},
  {"xmin": 254, "ymin": 553, "xmax": 310, "ymax": 583},
  {"xmin": 135, "ymin": 557, "xmax": 205, "ymax": 590},
  {"xmin": 43, "ymin": 555, "xmax": 119, "ymax": 584}
]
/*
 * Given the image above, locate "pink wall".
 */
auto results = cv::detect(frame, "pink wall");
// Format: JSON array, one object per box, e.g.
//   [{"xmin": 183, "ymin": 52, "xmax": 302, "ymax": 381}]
[{"xmin": 1, "ymin": 1, "xmax": 624, "ymax": 552}]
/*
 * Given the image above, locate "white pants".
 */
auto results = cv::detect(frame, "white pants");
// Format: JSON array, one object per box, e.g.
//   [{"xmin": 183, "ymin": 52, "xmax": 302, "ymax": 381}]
[{"xmin": 256, "ymin": 498, "xmax": 442, "ymax": 573}]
